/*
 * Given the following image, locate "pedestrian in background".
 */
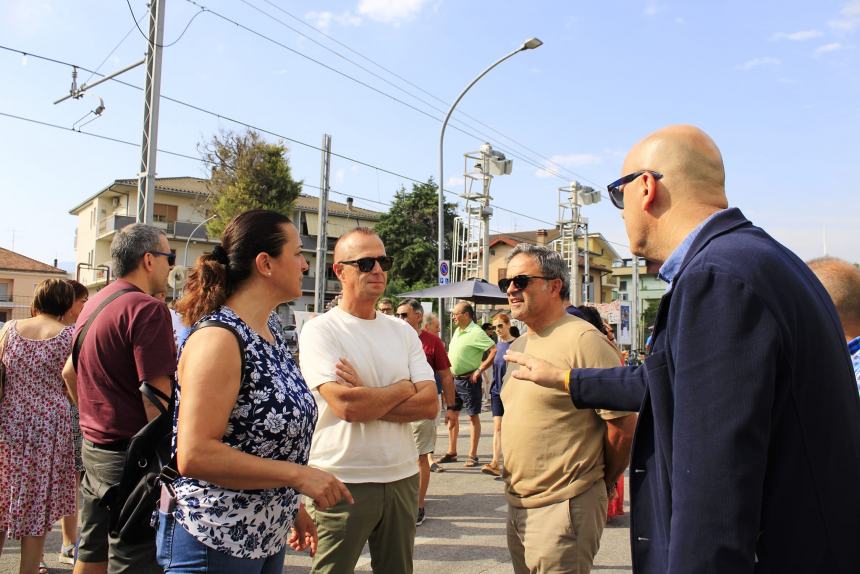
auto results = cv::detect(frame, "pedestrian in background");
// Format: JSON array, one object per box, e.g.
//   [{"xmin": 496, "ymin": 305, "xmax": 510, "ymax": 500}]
[
  {"xmin": 481, "ymin": 313, "xmax": 516, "ymax": 478},
  {"xmin": 808, "ymin": 257, "xmax": 860, "ymax": 392},
  {"xmin": 0, "ymin": 279, "xmax": 77, "ymax": 574}
]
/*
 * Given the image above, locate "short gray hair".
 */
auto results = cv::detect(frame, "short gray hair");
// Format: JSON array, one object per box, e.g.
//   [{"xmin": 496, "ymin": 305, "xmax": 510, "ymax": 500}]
[
  {"xmin": 505, "ymin": 243, "xmax": 570, "ymax": 300},
  {"xmin": 111, "ymin": 224, "xmax": 166, "ymax": 278},
  {"xmin": 398, "ymin": 298, "xmax": 423, "ymax": 313}
]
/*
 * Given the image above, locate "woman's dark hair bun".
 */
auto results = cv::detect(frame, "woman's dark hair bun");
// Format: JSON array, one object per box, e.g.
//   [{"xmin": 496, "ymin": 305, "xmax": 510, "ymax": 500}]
[{"xmin": 211, "ymin": 244, "xmax": 230, "ymax": 265}]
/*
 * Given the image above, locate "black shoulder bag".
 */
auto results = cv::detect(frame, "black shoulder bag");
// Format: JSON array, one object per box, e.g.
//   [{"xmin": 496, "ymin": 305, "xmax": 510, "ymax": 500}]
[{"xmin": 104, "ymin": 319, "xmax": 246, "ymax": 543}]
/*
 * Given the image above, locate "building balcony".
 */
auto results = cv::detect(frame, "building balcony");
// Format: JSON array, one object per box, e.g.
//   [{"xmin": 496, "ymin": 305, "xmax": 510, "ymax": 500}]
[
  {"xmin": 300, "ymin": 234, "xmax": 337, "ymax": 253},
  {"xmin": 96, "ymin": 215, "xmax": 215, "ymax": 242},
  {"xmin": 301, "ymin": 275, "xmax": 341, "ymax": 294}
]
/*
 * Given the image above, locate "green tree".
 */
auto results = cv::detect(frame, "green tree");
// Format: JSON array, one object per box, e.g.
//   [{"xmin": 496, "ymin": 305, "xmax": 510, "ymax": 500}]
[
  {"xmin": 200, "ymin": 129, "xmax": 302, "ymax": 237},
  {"xmin": 641, "ymin": 300, "xmax": 659, "ymax": 331},
  {"xmin": 374, "ymin": 178, "xmax": 457, "ymax": 295}
]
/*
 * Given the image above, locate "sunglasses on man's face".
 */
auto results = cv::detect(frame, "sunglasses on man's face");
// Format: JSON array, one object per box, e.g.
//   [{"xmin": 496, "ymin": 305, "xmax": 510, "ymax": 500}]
[
  {"xmin": 498, "ymin": 274, "xmax": 554, "ymax": 292},
  {"xmin": 338, "ymin": 255, "xmax": 393, "ymax": 273},
  {"xmin": 396, "ymin": 312, "xmax": 409, "ymax": 319},
  {"xmin": 606, "ymin": 170, "xmax": 663, "ymax": 209},
  {"xmin": 148, "ymin": 250, "xmax": 176, "ymax": 266}
]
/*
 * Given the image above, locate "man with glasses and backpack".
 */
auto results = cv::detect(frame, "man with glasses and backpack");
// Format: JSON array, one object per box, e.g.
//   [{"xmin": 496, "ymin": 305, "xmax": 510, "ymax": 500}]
[
  {"xmin": 299, "ymin": 227, "xmax": 437, "ymax": 574},
  {"xmin": 61, "ymin": 224, "xmax": 176, "ymax": 574}
]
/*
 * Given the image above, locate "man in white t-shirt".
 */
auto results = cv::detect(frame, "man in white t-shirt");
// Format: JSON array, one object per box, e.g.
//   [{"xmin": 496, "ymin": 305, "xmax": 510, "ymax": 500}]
[{"xmin": 299, "ymin": 227, "xmax": 438, "ymax": 574}]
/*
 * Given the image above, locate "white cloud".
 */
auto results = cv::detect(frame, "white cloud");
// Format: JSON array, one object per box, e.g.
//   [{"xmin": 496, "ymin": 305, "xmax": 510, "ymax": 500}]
[
  {"xmin": 675, "ymin": 17, "xmax": 685, "ymax": 25},
  {"xmin": 829, "ymin": 0, "xmax": 860, "ymax": 32},
  {"xmin": 335, "ymin": 169, "xmax": 345, "ymax": 184},
  {"xmin": 643, "ymin": 2, "xmax": 665, "ymax": 17},
  {"xmin": 815, "ymin": 42, "xmax": 844, "ymax": 54},
  {"xmin": 357, "ymin": 0, "xmax": 429, "ymax": 25},
  {"xmin": 770, "ymin": 29, "xmax": 823, "ymax": 41},
  {"xmin": 446, "ymin": 176, "xmax": 464, "ymax": 187},
  {"xmin": 535, "ymin": 154, "xmax": 602, "ymax": 179},
  {"xmin": 7, "ymin": 0, "xmax": 54, "ymax": 35},
  {"xmin": 735, "ymin": 57, "xmax": 781, "ymax": 71},
  {"xmin": 305, "ymin": 10, "xmax": 362, "ymax": 31}
]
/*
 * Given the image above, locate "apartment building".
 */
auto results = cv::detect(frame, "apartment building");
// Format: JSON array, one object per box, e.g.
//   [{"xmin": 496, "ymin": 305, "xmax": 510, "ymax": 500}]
[
  {"xmin": 0, "ymin": 247, "xmax": 68, "ymax": 322},
  {"xmin": 69, "ymin": 176, "xmax": 382, "ymax": 322},
  {"xmin": 487, "ymin": 228, "xmax": 621, "ymax": 304}
]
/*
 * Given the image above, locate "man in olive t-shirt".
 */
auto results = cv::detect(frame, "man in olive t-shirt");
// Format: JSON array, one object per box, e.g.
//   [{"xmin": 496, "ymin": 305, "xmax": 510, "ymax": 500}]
[{"xmin": 499, "ymin": 244, "xmax": 636, "ymax": 574}]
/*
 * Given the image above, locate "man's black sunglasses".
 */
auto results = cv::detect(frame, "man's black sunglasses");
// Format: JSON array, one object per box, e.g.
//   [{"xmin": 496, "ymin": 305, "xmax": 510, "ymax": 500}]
[
  {"xmin": 338, "ymin": 256, "xmax": 393, "ymax": 272},
  {"xmin": 606, "ymin": 170, "xmax": 663, "ymax": 209},
  {"xmin": 148, "ymin": 250, "xmax": 176, "ymax": 266},
  {"xmin": 396, "ymin": 312, "xmax": 409, "ymax": 319},
  {"xmin": 498, "ymin": 274, "xmax": 554, "ymax": 292}
]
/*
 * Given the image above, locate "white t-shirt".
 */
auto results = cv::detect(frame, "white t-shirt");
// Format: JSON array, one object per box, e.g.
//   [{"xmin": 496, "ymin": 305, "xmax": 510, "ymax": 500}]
[{"xmin": 299, "ymin": 306, "xmax": 435, "ymax": 483}]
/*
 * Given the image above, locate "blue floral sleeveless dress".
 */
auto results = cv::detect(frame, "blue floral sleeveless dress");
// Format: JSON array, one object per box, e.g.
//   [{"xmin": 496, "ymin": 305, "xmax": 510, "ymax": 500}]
[{"xmin": 169, "ymin": 306, "xmax": 317, "ymax": 559}]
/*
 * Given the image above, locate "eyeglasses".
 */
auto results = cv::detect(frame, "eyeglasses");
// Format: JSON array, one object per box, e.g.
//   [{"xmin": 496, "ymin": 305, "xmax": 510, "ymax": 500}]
[
  {"xmin": 493, "ymin": 324, "xmax": 506, "ymax": 330},
  {"xmin": 148, "ymin": 250, "xmax": 176, "ymax": 266},
  {"xmin": 338, "ymin": 256, "xmax": 393, "ymax": 273},
  {"xmin": 498, "ymin": 274, "xmax": 554, "ymax": 292},
  {"xmin": 396, "ymin": 312, "xmax": 409, "ymax": 319},
  {"xmin": 606, "ymin": 170, "xmax": 663, "ymax": 209}
]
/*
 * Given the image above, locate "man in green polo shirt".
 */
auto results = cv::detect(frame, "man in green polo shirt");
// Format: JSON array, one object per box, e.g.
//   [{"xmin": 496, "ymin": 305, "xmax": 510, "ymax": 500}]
[{"xmin": 437, "ymin": 301, "xmax": 496, "ymax": 468}]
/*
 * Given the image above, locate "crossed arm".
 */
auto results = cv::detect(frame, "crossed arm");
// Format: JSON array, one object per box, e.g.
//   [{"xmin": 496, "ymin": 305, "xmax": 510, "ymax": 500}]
[{"xmin": 317, "ymin": 357, "xmax": 438, "ymax": 423}]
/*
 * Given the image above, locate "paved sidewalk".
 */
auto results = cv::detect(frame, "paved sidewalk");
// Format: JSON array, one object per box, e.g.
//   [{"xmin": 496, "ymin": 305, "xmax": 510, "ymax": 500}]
[{"xmin": 1, "ymin": 410, "xmax": 632, "ymax": 573}]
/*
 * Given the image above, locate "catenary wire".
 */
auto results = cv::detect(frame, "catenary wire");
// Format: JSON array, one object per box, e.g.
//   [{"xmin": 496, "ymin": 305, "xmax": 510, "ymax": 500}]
[
  {"xmin": 126, "ymin": 0, "xmax": 208, "ymax": 49},
  {"xmin": 180, "ymin": 0, "xmax": 603, "ymax": 190},
  {"xmin": 255, "ymin": 0, "xmax": 600, "ymax": 186},
  {"xmin": 0, "ymin": 44, "xmax": 623, "ymax": 245},
  {"xmin": 236, "ymin": 0, "xmax": 587, "ymax": 184}
]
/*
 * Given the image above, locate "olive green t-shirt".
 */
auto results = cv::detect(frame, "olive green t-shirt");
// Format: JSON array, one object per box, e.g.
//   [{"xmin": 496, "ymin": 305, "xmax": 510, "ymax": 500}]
[{"xmin": 501, "ymin": 313, "xmax": 629, "ymax": 509}]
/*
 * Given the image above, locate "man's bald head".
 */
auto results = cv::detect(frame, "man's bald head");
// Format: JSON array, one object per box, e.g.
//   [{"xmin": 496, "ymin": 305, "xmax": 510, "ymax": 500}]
[
  {"xmin": 334, "ymin": 227, "xmax": 380, "ymax": 262},
  {"xmin": 624, "ymin": 124, "xmax": 728, "ymax": 208},
  {"xmin": 807, "ymin": 257, "xmax": 860, "ymax": 339}
]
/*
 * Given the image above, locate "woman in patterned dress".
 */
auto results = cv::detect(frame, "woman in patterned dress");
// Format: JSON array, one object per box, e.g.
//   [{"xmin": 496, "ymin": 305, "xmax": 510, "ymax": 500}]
[
  {"xmin": 56, "ymin": 279, "xmax": 88, "ymax": 564},
  {"xmin": 157, "ymin": 210, "xmax": 352, "ymax": 573},
  {"xmin": 0, "ymin": 279, "xmax": 77, "ymax": 574}
]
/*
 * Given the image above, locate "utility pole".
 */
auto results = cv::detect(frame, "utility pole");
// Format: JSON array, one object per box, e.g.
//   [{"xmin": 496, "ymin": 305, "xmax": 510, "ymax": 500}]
[
  {"xmin": 582, "ymin": 222, "xmax": 591, "ymax": 303},
  {"xmin": 631, "ymin": 255, "xmax": 640, "ymax": 357},
  {"xmin": 136, "ymin": 0, "xmax": 166, "ymax": 224},
  {"xmin": 314, "ymin": 134, "xmax": 332, "ymax": 313}
]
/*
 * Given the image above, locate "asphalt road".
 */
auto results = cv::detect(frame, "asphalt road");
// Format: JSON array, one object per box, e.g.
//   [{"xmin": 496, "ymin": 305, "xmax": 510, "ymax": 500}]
[{"xmin": 1, "ymin": 409, "xmax": 632, "ymax": 573}]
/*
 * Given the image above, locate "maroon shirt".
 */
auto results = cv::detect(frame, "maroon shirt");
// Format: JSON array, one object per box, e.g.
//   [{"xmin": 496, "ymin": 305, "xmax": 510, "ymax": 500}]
[
  {"xmin": 74, "ymin": 279, "xmax": 176, "ymax": 444},
  {"xmin": 419, "ymin": 329, "xmax": 451, "ymax": 372}
]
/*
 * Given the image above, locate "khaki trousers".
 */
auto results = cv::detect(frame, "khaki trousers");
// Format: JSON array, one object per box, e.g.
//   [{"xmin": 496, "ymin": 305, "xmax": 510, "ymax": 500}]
[
  {"xmin": 309, "ymin": 474, "xmax": 419, "ymax": 574},
  {"xmin": 507, "ymin": 480, "xmax": 608, "ymax": 574}
]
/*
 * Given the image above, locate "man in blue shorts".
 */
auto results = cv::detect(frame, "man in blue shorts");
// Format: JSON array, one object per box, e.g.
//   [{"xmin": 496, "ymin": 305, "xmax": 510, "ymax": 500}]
[{"xmin": 438, "ymin": 301, "xmax": 495, "ymax": 468}]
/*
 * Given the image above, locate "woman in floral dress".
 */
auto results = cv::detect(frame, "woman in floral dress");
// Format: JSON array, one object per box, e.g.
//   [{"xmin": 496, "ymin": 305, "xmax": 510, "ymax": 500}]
[
  {"xmin": 157, "ymin": 210, "xmax": 352, "ymax": 573},
  {"xmin": 0, "ymin": 279, "xmax": 76, "ymax": 574}
]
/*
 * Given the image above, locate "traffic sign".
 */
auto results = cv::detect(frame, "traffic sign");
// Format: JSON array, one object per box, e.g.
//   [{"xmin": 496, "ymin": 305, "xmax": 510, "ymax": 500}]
[{"xmin": 439, "ymin": 260, "xmax": 450, "ymax": 285}]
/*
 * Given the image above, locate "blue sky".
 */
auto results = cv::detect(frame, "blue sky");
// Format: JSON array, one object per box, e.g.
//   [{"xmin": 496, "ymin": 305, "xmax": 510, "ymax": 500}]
[{"xmin": 1, "ymin": 0, "xmax": 858, "ymax": 268}]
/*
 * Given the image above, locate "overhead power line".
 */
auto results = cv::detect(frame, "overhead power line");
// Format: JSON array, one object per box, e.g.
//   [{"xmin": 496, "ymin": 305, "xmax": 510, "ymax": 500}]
[
  {"xmin": 125, "ymin": 0, "xmax": 208, "ymax": 48},
  {"xmin": 254, "ymin": 0, "xmax": 600, "ymax": 186},
  {"xmin": 0, "ymin": 43, "xmax": 621, "ymax": 242},
  {"xmin": 180, "ymin": 0, "xmax": 602, "ymax": 189}
]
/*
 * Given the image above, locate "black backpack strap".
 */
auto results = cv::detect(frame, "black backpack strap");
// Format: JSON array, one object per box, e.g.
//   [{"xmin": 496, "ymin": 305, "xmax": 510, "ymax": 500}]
[
  {"xmin": 160, "ymin": 319, "xmax": 247, "ymax": 494},
  {"xmin": 72, "ymin": 288, "xmax": 136, "ymax": 372},
  {"xmin": 140, "ymin": 381, "xmax": 172, "ymax": 416}
]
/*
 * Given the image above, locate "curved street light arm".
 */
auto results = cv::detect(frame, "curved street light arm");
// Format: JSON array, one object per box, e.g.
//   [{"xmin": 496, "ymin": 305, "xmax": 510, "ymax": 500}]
[{"xmin": 437, "ymin": 38, "xmax": 542, "ymax": 339}]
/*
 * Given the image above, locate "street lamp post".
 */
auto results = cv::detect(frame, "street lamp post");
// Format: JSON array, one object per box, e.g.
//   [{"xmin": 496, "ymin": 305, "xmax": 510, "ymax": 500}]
[
  {"xmin": 437, "ymin": 37, "xmax": 542, "ymax": 338},
  {"xmin": 183, "ymin": 214, "xmax": 218, "ymax": 267}
]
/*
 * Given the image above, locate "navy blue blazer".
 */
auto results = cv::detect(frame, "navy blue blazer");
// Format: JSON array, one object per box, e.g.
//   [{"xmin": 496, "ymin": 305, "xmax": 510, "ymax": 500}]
[{"xmin": 570, "ymin": 208, "xmax": 860, "ymax": 573}]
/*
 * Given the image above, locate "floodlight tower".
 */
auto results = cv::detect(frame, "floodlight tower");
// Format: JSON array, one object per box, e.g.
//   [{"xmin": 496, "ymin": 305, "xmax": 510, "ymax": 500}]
[
  {"xmin": 452, "ymin": 143, "xmax": 512, "ymax": 283},
  {"xmin": 556, "ymin": 181, "xmax": 601, "ymax": 304}
]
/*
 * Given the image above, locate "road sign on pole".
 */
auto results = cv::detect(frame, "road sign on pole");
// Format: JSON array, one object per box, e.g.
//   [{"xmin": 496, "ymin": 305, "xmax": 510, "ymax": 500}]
[{"xmin": 439, "ymin": 260, "xmax": 451, "ymax": 285}]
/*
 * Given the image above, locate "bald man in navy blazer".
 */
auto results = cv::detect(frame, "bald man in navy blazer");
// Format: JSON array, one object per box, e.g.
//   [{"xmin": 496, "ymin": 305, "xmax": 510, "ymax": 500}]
[{"xmin": 506, "ymin": 125, "xmax": 860, "ymax": 573}]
